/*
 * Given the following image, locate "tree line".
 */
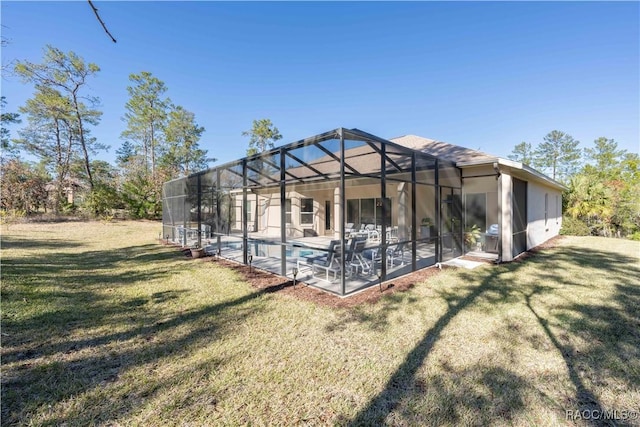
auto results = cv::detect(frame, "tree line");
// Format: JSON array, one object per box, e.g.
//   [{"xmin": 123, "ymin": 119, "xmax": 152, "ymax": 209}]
[
  {"xmin": 509, "ymin": 131, "xmax": 640, "ymax": 239},
  {"xmin": 1, "ymin": 46, "xmax": 284, "ymax": 221},
  {"xmin": 4, "ymin": 46, "xmax": 637, "ymax": 239}
]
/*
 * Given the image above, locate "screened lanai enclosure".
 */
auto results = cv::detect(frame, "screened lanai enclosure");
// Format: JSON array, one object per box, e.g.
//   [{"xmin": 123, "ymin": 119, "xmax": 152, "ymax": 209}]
[{"xmin": 162, "ymin": 128, "xmax": 463, "ymax": 296}]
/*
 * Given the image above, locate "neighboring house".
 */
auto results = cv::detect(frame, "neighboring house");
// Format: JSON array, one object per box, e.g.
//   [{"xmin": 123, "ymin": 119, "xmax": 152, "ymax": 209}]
[
  {"xmin": 162, "ymin": 128, "xmax": 565, "ymax": 296},
  {"xmin": 45, "ymin": 177, "xmax": 86, "ymax": 206}
]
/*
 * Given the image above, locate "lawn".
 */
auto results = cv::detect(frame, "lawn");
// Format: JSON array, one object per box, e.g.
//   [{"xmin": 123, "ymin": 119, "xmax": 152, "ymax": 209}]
[{"xmin": 2, "ymin": 221, "xmax": 639, "ymax": 426}]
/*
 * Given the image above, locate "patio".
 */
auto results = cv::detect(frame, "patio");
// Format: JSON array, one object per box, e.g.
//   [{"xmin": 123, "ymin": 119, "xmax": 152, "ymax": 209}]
[
  {"xmin": 163, "ymin": 128, "xmax": 463, "ymax": 296},
  {"xmin": 185, "ymin": 233, "xmax": 436, "ymax": 294}
]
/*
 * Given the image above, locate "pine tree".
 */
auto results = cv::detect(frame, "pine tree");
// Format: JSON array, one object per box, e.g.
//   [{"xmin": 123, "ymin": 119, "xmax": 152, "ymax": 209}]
[
  {"xmin": 533, "ymin": 130, "xmax": 581, "ymax": 182},
  {"xmin": 15, "ymin": 45, "xmax": 103, "ymax": 189},
  {"xmin": 242, "ymin": 119, "xmax": 282, "ymax": 156},
  {"xmin": 508, "ymin": 141, "xmax": 534, "ymax": 165}
]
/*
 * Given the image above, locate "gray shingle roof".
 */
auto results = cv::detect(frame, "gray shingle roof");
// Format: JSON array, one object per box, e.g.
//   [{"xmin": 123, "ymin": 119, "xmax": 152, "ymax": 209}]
[{"xmin": 390, "ymin": 134, "xmax": 497, "ymax": 164}]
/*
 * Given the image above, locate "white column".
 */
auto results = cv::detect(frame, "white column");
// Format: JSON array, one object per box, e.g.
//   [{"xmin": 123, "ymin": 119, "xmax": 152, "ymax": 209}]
[
  {"xmin": 334, "ymin": 186, "xmax": 341, "ymax": 240},
  {"xmin": 397, "ymin": 182, "xmax": 409, "ymax": 240},
  {"xmin": 500, "ymin": 172, "xmax": 513, "ymax": 262}
]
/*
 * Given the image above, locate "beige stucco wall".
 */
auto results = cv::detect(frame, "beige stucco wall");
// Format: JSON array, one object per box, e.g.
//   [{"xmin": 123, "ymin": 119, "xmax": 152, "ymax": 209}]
[
  {"xmin": 527, "ymin": 180, "xmax": 563, "ymax": 250},
  {"xmin": 241, "ymin": 181, "xmax": 440, "ymax": 241},
  {"xmin": 462, "ymin": 165, "xmax": 563, "ymax": 260}
]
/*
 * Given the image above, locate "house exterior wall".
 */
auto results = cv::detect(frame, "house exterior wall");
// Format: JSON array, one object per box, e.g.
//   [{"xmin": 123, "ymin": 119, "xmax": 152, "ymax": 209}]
[
  {"xmin": 241, "ymin": 181, "xmax": 441, "ymax": 242},
  {"xmin": 526, "ymin": 180, "xmax": 563, "ymax": 250},
  {"xmin": 164, "ymin": 127, "xmax": 568, "ymax": 295},
  {"xmin": 239, "ymin": 190, "xmax": 333, "ymax": 238},
  {"xmin": 460, "ymin": 165, "xmax": 564, "ymax": 261}
]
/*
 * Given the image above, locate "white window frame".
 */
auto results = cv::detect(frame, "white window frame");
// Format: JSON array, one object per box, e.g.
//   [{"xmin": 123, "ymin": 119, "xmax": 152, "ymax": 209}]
[
  {"xmin": 300, "ymin": 198, "xmax": 314, "ymax": 225},
  {"xmin": 285, "ymin": 199, "xmax": 292, "ymax": 224},
  {"xmin": 544, "ymin": 193, "xmax": 548, "ymax": 226}
]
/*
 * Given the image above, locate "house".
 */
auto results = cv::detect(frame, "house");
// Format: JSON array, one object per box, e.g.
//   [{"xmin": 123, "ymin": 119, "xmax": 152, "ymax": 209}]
[
  {"xmin": 390, "ymin": 135, "xmax": 566, "ymax": 261},
  {"xmin": 162, "ymin": 128, "xmax": 565, "ymax": 296}
]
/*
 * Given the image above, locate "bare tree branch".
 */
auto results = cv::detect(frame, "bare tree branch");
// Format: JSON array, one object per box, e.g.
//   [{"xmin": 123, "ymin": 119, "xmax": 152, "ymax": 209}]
[{"xmin": 87, "ymin": 0, "xmax": 117, "ymax": 43}]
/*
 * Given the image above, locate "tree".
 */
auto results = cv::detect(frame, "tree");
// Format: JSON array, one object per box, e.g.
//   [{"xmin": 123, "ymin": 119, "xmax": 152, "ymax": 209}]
[
  {"xmin": 1, "ymin": 96, "xmax": 21, "ymax": 162},
  {"xmin": 0, "ymin": 159, "xmax": 49, "ymax": 214},
  {"xmin": 121, "ymin": 71, "xmax": 170, "ymax": 178},
  {"xmin": 508, "ymin": 141, "xmax": 534, "ymax": 165},
  {"xmin": 533, "ymin": 130, "xmax": 581, "ymax": 182},
  {"xmin": 562, "ymin": 135, "xmax": 639, "ymax": 238},
  {"xmin": 14, "ymin": 85, "xmax": 76, "ymax": 212},
  {"xmin": 565, "ymin": 173, "xmax": 613, "ymax": 234},
  {"xmin": 242, "ymin": 119, "xmax": 282, "ymax": 156},
  {"xmin": 161, "ymin": 105, "xmax": 212, "ymax": 177},
  {"xmin": 119, "ymin": 72, "xmax": 172, "ymax": 219},
  {"xmin": 116, "ymin": 140, "xmax": 136, "ymax": 166},
  {"xmin": 121, "ymin": 173, "xmax": 161, "ymax": 219},
  {"xmin": 584, "ymin": 137, "xmax": 626, "ymax": 178},
  {"xmin": 15, "ymin": 45, "xmax": 103, "ymax": 190},
  {"xmin": 613, "ymin": 153, "xmax": 640, "ymax": 236},
  {"xmin": 79, "ymin": 160, "xmax": 122, "ymax": 217}
]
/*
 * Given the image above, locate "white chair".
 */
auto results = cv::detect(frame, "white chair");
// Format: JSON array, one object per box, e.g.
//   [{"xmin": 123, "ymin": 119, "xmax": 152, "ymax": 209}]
[
  {"xmin": 364, "ymin": 224, "xmax": 379, "ymax": 242},
  {"xmin": 298, "ymin": 240, "xmax": 341, "ymax": 282},
  {"xmin": 387, "ymin": 242, "xmax": 407, "ymax": 267}
]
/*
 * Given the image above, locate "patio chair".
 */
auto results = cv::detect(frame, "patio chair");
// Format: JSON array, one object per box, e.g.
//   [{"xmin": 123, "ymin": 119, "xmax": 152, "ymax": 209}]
[
  {"xmin": 364, "ymin": 224, "xmax": 380, "ymax": 242},
  {"xmin": 298, "ymin": 240, "xmax": 341, "ymax": 282},
  {"xmin": 386, "ymin": 226, "xmax": 398, "ymax": 242},
  {"xmin": 348, "ymin": 238, "xmax": 371, "ymax": 276},
  {"xmin": 387, "ymin": 242, "xmax": 407, "ymax": 267}
]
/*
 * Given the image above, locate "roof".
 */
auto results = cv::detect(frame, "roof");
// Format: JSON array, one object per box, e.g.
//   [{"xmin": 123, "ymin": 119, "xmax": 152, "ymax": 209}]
[
  {"xmin": 390, "ymin": 134, "xmax": 497, "ymax": 164},
  {"xmin": 390, "ymin": 134, "xmax": 567, "ymax": 191},
  {"xmin": 171, "ymin": 128, "xmax": 565, "ymax": 191}
]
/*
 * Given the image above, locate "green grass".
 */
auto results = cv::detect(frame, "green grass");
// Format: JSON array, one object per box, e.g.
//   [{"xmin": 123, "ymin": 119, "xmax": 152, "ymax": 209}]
[{"xmin": 2, "ymin": 221, "xmax": 639, "ymax": 426}]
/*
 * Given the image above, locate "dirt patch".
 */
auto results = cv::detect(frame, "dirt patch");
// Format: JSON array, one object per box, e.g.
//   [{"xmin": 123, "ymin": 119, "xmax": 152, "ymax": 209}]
[
  {"xmin": 164, "ymin": 236, "xmax": 563, "ymax": 308},
  {"xmin": 200, "ymin": 256, "xmax": 450, "ymax": 308},
  {"xmin": 511, "ymin": 235, "xmax": 565, "ymax": 262}
]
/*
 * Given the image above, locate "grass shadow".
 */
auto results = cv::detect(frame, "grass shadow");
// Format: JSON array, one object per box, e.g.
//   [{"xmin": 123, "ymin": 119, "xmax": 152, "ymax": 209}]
[
  {"xmin": 347, "ymin": 240, "xmax": 640, "ymax": 425},
  {"xmin": 1, "ymin": 235, "xmax": 88, "ymax": 250},
  {"xmin": 1, "ymin": 271, "xmax": 292, "ymax": 425},
  {"xmin": 2, "ymin": 231, "xmax": 290, "ymax": 424}
]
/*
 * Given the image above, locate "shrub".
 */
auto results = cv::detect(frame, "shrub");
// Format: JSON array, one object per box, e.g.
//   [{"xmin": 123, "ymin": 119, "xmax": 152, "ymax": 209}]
[
  {"xmin": 560, "ymin": 216, "xmax": 591, "ymax": 236},
  {"xmin": 82, "ymin": 184, "xmax": 122, "ymax": 217},
  {"xmin": 629, "ymin": 231, "xmax": 640, "ymax": 241},
  {"xmin": 0, "ymin": 209, "xmax": 26, "ymax": 227}
]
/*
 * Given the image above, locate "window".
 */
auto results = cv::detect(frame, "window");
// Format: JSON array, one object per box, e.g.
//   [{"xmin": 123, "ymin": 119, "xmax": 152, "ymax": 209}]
[
  {"xmin": 346, "ymin": 197, "xmax": 392, "ymax": 227},
  {"xmin": 325, "ymin": 200, "xmax": 331, "ymax": 230},
  {"xmin": 301, "ymin": 198, "xmax": 313, "ymax": 224},
  {"xmin": 375, "ymin": 198, "xmax": 392, "ymax": 227},
  {"xmin": 285, "ymin": 199, "xmax": 292, "ymax": 224},
  {"xmin": 544, "ymin": 193, "xmax": 548, "ymax": 226},
  {"xmin": 361, "ymin": 199, "xmax": 375, "ymax": 225},
  {"xmin": 245, "ymin": 200, "xmax": 252, "ymax": 222},
  {"xmin": 347, "ymin": 199, "xmax": 360, "ymax": 224},
  {"xmin": 555, "ymin": 195, "xmax": 559, "ymax": 224}
]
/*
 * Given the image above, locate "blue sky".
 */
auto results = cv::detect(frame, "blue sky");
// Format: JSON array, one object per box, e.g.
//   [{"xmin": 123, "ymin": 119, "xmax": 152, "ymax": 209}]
[{"xmin": 2, "ymin": 1, "xmax": 638, "ymax": 168}]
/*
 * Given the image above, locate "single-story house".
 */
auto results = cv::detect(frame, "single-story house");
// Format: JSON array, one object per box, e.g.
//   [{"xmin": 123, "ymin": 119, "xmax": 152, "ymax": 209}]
[{"xmin": 162, "ymin": 128, "xmax": 565, "ymax": 296}]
